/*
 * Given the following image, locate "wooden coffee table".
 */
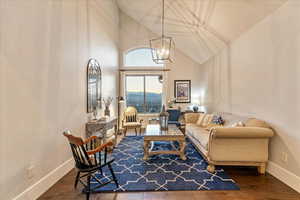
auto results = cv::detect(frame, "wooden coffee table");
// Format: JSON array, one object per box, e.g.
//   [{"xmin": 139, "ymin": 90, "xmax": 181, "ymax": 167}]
[{"xmin": 143, "ymin": 124, "xmax": 186, "ymax": 160}]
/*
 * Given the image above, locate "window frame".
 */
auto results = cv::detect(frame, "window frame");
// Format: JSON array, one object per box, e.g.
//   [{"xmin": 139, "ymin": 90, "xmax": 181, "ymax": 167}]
[
  {"xmin": 125, "ymin": 74, "xmax": 163, "ymax": 114},
  {"xmin": 123, "ymin": 47, "xmax": 164, "ymax": 68}
]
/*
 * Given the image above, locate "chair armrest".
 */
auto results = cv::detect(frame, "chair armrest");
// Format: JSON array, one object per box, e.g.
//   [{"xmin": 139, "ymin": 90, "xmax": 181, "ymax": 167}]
[
  {"xmin": 83, "ymin": 136, "xmax": 97, "ymax": 144},
  {"xmin": 139, "ymin": 119, "xmax": 143, "ymax": 123},
  {"xmin": 211, "ymin": 127, "xmax": 274, "ymax": 139},
  {"xmin": 87, "ymin": 141, "xmax": 114, "ymax": 155}
]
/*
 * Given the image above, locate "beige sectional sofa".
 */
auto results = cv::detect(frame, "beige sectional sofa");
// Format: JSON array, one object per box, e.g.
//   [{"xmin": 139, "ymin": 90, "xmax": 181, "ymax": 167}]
[{"xmin": 184, "ymin": 112, "xmax": 274, "ymax": 174}]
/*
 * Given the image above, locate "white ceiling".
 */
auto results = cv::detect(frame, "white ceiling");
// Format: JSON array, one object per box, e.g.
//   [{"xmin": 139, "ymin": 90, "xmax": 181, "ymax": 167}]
[{"xmin": 117, "ymin": 0, "xmax": 287, "ymax": 64}]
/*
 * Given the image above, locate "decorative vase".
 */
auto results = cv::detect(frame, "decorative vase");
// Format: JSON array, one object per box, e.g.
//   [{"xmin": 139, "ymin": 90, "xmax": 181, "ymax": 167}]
[
  {"xmin": 93, "ymin": 108, "xmax": 98, "ymax": 120},
  {"xmin": 104, "ymin": 106, "xmax": 110, "ymax": 117},
  {"xmin": 193, "ymin": 106, "xmax": 199, "ymax": 112}
]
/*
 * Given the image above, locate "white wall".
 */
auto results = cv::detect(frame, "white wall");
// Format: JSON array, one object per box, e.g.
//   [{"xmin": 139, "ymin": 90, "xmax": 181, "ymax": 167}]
[
  {"xmin": 119, "ymin": 12, "xmax": 203, "ymax": 110},
  {"xmin": 200, "ymin": 0, "xmax": 300, "ymax": 186},
  {"xmin": 0, "ymin": 0, "xmax": 119, "ymax": 199}
]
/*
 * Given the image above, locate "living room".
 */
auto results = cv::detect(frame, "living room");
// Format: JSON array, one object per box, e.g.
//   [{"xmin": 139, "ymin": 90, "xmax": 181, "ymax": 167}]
[{"xmin": 1, "ymin": 0, "xmax": 300, "ymax": 200}]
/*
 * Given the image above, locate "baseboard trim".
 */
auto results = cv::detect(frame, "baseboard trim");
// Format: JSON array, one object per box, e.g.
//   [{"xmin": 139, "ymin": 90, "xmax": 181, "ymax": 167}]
[
  {"xmin": 13, "ymin": 158, "xmax": 74, "ymax": 200},
  {"xmin": 267, "ymin": 161, "xmax": 300, "ymax": 193}
]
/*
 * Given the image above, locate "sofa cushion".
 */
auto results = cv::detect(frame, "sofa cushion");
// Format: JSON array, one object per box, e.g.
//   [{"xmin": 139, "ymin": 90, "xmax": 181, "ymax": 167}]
[
  {"xmin": 186, "ymin": 124, "xmax": 210, "ymax": 150},
  {"xmin": 205, "ymin": 124, "xmax": 223, "ymax": 131},
  {"xmin": 245, "ymin": 118, "xmax": 270, "ymax": 129}
]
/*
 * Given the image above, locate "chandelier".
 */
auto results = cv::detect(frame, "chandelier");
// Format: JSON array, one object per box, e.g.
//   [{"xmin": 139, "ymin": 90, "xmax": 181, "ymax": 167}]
[{"xmin": 150, "ymin": 0, "xmax": 175, "ymax": 64}]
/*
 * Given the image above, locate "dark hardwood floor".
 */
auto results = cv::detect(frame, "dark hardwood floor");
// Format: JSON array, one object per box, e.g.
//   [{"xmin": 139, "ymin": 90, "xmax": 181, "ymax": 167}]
[{"xmin": 39, "ymin": 131, "xmax": 300, "ymax": 200}]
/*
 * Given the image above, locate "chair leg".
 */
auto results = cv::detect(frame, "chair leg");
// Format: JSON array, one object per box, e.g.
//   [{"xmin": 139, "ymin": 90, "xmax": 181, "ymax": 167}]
[
  {"xmin": 135, "ymin": 128, "xmax": 137, "ymax": 136},
  {"xmin": 74, "ymin": 171, "xmax": 80, "ymax": 188},
  {"xmin": 86, "ymin": 174, "xmax": 91, "ymax": 200},
  {"xmin": 108, "ymin": 163, "xmax": 119, "ymax": 188},
  {"xmin": 139, "ymin": 127, "xmax": 142, "ymax": 135},
  {"xmin": 124, "ymin": 127, "xmax": 127, "ymax": 136}
]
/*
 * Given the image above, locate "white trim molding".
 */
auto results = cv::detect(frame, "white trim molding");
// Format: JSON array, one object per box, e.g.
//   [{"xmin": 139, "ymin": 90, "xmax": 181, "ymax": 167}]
[
  {"xmin": 13, "ymin": 158, "xmax": 74, "ymax": 200},
  {"xmin": 267, "ymin": 161, "xmax": 300, "ymax": 193}
]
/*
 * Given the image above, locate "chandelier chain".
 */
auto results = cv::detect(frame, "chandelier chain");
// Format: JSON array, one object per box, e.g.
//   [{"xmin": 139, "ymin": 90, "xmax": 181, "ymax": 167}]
[{"xmin": 162, "ymin": 0, "xmax": 165, "ymax": 37}]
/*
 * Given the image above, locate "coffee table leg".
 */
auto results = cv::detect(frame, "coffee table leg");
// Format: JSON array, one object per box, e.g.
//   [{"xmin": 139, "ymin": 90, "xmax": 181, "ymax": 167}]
[
  {"xmin": 179, "ymin": 140, "xmax": 187, "ymax": 160},
  {"xmin": 143, "ymin": 140, "xmax": 150, "ymax": 160}
]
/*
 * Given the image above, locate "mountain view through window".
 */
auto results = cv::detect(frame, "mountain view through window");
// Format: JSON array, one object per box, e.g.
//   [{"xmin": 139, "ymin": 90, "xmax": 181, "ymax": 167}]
[{"xmin": 126, "ymin": 75, "xmax": 162, "ymax": 113}]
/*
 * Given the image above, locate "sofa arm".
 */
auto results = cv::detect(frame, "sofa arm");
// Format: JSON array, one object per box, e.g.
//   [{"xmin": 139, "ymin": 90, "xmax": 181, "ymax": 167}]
[
  {"xmin": 184, "ymin": 113, "xmax": 200, "ymax": 124},
  {"xmin": 211, "ymin": 127, "xmax": 274, "ymax": 139}
]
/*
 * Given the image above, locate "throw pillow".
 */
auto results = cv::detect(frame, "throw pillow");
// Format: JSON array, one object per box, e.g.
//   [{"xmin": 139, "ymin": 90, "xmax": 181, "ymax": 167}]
[
  {"xmin": 231, "ymin": 121, "xmax": 245, "ymax": 127},
  {"xmin": 201, "ymin": 114, "xmax": 214, "ymax": 127},
  {"xmin": 196, "ymin": 113, "xmax": 206, "ymax": 126},
  {"xmin": 211, "ymin": 115, "xmax": 225, "ymax": 125}
]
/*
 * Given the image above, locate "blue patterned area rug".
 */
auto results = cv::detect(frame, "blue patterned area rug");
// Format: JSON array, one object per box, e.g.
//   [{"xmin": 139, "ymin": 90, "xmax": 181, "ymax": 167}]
[{"xmin": 91, "ymin": 136, "xmax": 239, "ymax": 192}]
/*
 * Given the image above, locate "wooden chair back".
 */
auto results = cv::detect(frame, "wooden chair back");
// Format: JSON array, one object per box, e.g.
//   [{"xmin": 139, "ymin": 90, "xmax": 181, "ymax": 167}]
[
  {"xmin": 63, "ymin": 131, "xmax": 106, "ymax": 170},
  {"xmin": 123, "ymin": 106, "xmax": 138, "ymax": 123}
]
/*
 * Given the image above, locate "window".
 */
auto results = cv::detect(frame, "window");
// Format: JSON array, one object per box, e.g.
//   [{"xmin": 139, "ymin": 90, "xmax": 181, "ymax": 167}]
[
  {"xmin": 124, "ymin": 48, "xmax": 164, "ymax": 67},
  {"xmin": 126, "ymin": 75, "xmax": 163, "ymax": 113}
]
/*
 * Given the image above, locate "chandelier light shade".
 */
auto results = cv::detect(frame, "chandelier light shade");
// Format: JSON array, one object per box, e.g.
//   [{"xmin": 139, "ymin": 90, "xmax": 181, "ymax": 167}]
[{"xmin": 150, "ymin": 0, "xmax": 175, "ymax": 64}]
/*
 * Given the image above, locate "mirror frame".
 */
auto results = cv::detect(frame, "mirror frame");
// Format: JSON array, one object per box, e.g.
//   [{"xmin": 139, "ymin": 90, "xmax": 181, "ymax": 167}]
[{"xmin": 87, "ymin": 58, "xmax": 102, "ymax": 113}]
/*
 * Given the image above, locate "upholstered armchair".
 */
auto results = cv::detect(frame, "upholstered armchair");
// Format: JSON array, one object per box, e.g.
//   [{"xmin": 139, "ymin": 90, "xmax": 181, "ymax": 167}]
[
  {"xmin": 167, "ymin": 109, "xmax": 181, "ymax": 127},
  {"xmin": 122, "ymin": 106, "xmax": 143, "ymax": 136}
]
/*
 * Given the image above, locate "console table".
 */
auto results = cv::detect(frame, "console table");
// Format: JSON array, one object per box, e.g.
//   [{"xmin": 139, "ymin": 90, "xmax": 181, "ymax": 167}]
[{"xmin": 86, "ymin": 117, "xmax": 118, "ymax": 147}]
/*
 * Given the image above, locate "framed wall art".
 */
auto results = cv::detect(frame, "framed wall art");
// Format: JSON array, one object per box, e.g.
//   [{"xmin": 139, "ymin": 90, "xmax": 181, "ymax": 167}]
[{"xmin": 174, "ymin": 80, "xmax": 191, "ymax": 103}]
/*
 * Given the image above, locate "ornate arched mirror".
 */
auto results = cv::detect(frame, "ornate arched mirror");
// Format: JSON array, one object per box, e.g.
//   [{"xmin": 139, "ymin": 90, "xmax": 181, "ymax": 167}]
[{"xmin": 87, "ymin": 58, "xmax": 102, "ymax": 113}]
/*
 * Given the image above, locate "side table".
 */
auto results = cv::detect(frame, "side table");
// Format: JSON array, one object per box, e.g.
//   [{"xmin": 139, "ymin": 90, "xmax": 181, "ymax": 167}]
[{"xmin": 86, "ymin": 117, "xmax": 118, "ymax": 147}]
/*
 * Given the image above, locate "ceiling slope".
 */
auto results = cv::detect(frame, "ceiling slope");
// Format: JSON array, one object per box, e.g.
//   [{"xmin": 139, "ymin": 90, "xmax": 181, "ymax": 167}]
[{"xmin": 117, "ymin": 0, "xmax": 287, "ymax": 64}]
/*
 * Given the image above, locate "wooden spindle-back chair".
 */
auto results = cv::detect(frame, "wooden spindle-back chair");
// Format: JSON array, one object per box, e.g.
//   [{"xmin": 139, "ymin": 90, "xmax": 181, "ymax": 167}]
[
  {"xmin": 63, "ymin": 130, "xmax": 118, "ymax": 200},
  {"xmin": 122, "ymin": 106, "xmax": 143, "ymax": 136}
]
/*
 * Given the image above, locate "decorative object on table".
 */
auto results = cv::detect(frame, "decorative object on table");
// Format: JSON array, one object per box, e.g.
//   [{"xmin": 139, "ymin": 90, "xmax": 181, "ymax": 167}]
[
  {"xmin": 167, "ymin": 98, "xmax": 176, "ymax": 108},
  {"xmin": 117, "ymin": 96, "xmax": 125, "ymax": 134},
  {"xmin": 159, "ymin": 105, "xmax": 169, "ymax": 131},
  {"xmin": 87, "ymin": 58, "xmax": 102, "ymax": 113},
  {"xmin": 192, "ymin": 97, "xmax": 201, "ymax": 112},
  {"xmin": 174, "ymin": 80, "xmax": 191, "ymax": 103},
  {"xmin": 103, "ymin": 97, "xmax": 113, "ymax": 116},
  {"xmin": 63, "ymin": 131, "xmax": 119, "ymax": 200},
  {"xmin": 92, "ymin": 106, "xmax": 98, "ymax": 120},
  {"xmin": 150, "ymin": 0, "xmax": 175, "ymax": 64},
  {"xmin": 122, "ymin": 106, "xmax": 143, "ymax": 136},
  {"xmin": 193, "ymin": 105, "xmax": 199, "ymax": 112},
  {"xmin": 91, "ymin": 136, "xmax": 239, "ymax": 192}
]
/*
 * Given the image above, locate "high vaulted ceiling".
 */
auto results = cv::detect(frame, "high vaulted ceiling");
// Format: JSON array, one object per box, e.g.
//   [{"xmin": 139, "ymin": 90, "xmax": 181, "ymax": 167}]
[{"xmin": 117, "ymin": 0, "xmax": 287, "ymax": 64}]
